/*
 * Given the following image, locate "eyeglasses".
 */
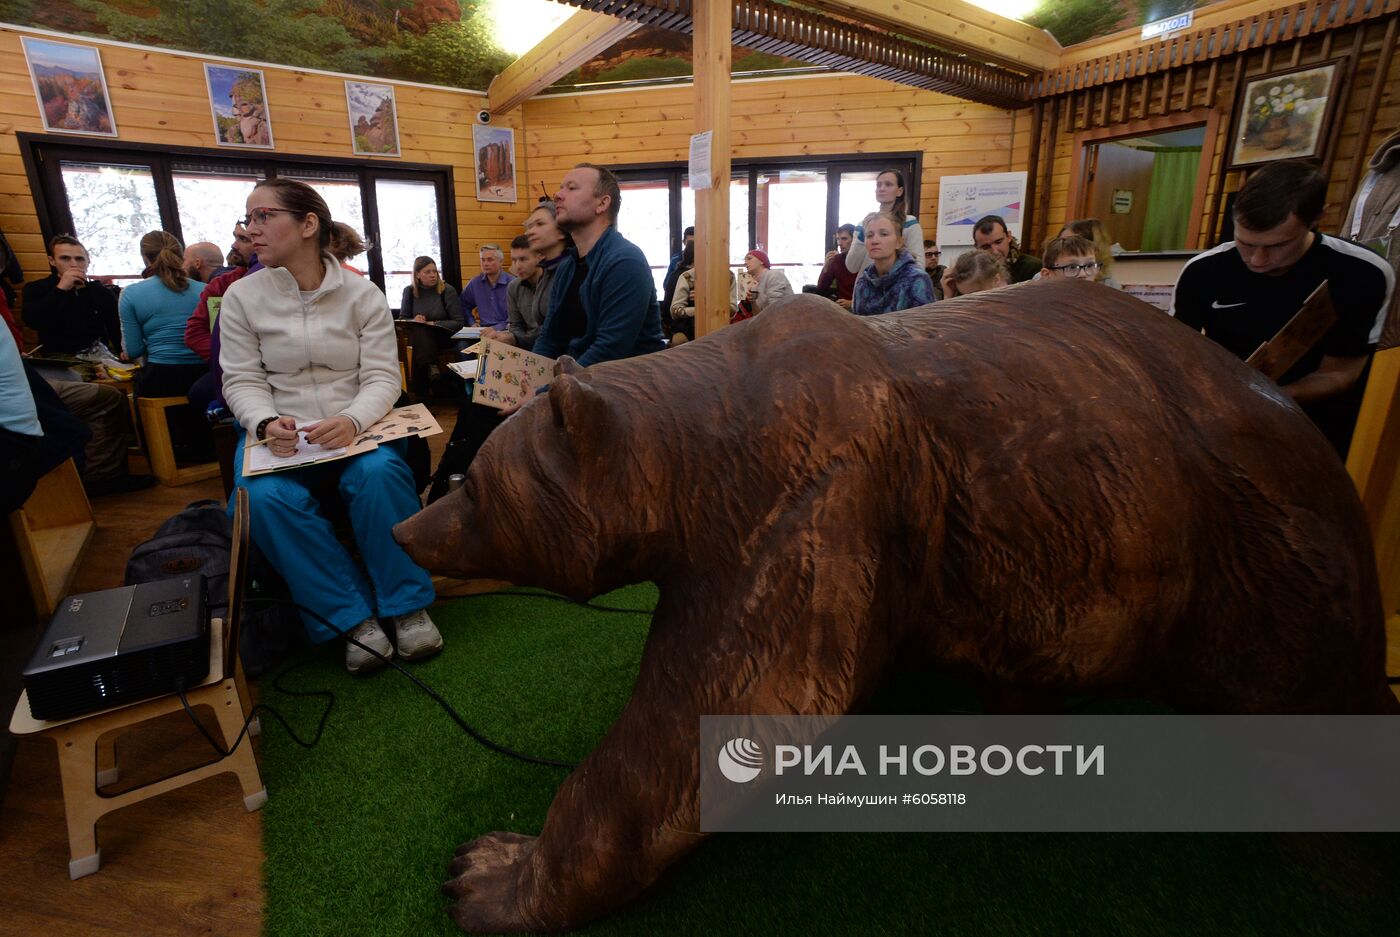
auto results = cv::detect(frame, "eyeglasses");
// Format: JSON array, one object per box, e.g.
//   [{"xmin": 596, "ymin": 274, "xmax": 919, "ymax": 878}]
[
  {"xmin": 925, "ymin": 251, "xmax": 941, "ymax": 259},
  {"xmin": 237, "ymin": 208, "xmax": 300, "ymax": 227},
  {"xmin": 1049, "ymin": 261, "xmax": 1101, "ymax": 277}
]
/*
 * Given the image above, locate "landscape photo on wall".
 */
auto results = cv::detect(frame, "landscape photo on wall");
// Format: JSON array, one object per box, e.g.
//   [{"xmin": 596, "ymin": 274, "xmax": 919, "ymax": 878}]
[
  {"xmin": 346, "ymin": 80, "xmax": 401, "ymax": 157},
  {"xmin": 21, "ymin": 36, "xmax": 117, "ymax": 136},
  {"xmin": 204, "ymin": 64, "xmax": 275, "ymax": 148}
]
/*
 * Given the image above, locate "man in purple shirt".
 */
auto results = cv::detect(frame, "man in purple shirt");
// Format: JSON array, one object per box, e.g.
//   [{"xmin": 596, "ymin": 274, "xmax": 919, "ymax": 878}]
[{"xmin": 461, "ymin": 243, "xmax": 513, "ymax": 330}]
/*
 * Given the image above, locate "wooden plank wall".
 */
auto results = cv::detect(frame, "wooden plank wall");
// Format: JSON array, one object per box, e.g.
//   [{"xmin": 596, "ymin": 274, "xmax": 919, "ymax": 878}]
[
  {"xmin": 0, "ymin": 30, "xmax": 1023, "ymax": 289},
  {"xmin": 1021, "ymin": 19, "xmax": 1399, "ymax": 253},
  {"xmin": 0, "ymin": 25, "xmax": 529, "ymax": 288},
  {"xmin": 520, "ymin": 75, "xmax": 1022, "ymax": 232}
]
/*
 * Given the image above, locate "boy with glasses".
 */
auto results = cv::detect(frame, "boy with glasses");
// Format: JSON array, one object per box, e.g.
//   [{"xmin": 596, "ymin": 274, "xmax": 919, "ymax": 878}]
[{"xmin": 1039, "ymin": 236, "xmax": 1101, "ymax": 280}]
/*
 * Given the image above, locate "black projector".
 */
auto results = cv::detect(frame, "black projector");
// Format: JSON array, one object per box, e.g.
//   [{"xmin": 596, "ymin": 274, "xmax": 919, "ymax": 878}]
[{"xmin": 23, "ymin": 576, "xmax": 210, "ymax": 721}]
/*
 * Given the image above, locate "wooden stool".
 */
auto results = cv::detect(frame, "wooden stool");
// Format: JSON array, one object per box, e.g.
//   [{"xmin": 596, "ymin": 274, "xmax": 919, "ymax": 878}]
[
  {"xmin": 137, "ymin": 396, "xmax": 220, "ymax": 486},
  {"xmin": 9, "ymin": 618, "xmax": 265, "ymax": 878},
  {"xmin": 7, "ymin": 458, "xmax": 96, "ymax": 618},
  {"xmin": 8, "ymin": 489, "xmax": 265, "ymax": 878}
]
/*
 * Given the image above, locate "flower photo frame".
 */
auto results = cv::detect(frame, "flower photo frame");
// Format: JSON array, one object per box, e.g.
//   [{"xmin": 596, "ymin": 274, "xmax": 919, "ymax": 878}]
[{"xmin": 1226, "ymin": 60, "xmax": 1342, "ymax": 170}]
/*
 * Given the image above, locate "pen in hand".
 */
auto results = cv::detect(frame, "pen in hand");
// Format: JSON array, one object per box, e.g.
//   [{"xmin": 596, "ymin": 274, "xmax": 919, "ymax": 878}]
[{"xmin": 251, "ymin": 419, "xmax": 300, "ymax": 452}]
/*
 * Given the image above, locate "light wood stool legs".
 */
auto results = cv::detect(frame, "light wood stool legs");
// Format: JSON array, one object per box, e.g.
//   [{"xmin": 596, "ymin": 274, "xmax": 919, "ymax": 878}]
[{"xmin": 136, "ymin": 396, "xmax": 220, "ymax": 487}]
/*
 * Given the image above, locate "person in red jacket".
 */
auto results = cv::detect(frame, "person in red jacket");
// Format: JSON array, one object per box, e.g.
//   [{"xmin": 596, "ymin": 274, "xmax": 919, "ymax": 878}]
[
  {"xmin": 185, "ymin": 224, "xmax": 254, "ymax": 362},
  {"xmin": 185, "ymin": 237, "xmax": 262, "ymax": 413}
]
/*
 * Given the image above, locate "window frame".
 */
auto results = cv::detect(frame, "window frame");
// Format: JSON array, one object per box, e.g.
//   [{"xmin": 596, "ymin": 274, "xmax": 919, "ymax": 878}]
[{"xmin": 18, "ymin": 132, "xmax": 459, "ymax": 304}]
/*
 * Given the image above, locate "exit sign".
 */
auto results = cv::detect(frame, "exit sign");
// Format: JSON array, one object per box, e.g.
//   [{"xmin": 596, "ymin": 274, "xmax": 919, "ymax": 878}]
[{"xmin": 1141, "ymin": 11, "xmax": 1193, "ymax": 41}]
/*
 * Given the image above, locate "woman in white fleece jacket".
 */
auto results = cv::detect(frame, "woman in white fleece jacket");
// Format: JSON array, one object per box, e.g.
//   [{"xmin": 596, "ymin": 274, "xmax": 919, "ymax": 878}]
[{"xmin": 220, "ymin": 179, "xmax": 440, "ymax": 674}]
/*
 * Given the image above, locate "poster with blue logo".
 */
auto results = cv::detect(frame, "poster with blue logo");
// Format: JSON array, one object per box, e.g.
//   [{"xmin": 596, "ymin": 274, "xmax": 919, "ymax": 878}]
[{"xmin": 936, "ymin": 172, "xmax": 1028, "ymax": 247}]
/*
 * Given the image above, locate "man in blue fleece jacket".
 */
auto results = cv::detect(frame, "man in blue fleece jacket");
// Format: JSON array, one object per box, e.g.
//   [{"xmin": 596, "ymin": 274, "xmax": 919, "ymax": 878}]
[
  {"xmin": 425, "ymin": 165, "xmax": 665, "ymax": 501},
  {"xmin": 533, "ymin": 163, "xmax": 666, "ymax": 365}
]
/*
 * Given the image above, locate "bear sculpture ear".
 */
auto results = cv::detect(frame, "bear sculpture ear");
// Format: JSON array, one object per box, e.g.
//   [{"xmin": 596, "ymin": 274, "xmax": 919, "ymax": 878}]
[
  {"xmin": 554, "ymin": 355, "xmax": 584, "ymax": 378},
  {"xmin": 549, "ymin": 373, "xmax": 612, "ymax": 447}
]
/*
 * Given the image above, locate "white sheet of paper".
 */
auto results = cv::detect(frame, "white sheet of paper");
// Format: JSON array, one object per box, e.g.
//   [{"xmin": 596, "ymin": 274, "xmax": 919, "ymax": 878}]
[
  {"xmin": 448, "ymin": 359, "xmax": 480, "ymax": 380},
  {"xmin": 247, "ymin": 431, "xmax": 347, "ymax": 473},
  {"xmin": 452, "ymin": 326, "xmax": 484, "ymax": 340},
  {"xmin": 689, "ymin": 131, "xmax": 712, "ymax": 190}
]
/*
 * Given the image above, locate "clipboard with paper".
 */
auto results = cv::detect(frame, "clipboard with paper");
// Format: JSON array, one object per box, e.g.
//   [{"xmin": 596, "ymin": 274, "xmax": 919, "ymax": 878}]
[
  {"xmin": 242, "ymin": 403, "xmax": 442, "ymax": 476},
  {"xmin": 450, "ymin": 339, "xmax": 555, "ymax": 411},
  {"xmin": 1244, "ymin": 282, "xmax": 1337, "ymax": 381}
]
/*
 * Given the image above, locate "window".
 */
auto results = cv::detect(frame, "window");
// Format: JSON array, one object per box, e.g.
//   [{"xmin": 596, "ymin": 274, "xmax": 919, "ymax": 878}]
[
  {"xmin": 756, "ymin": 169, "xmax": 827, "ymax": 292},
  {"xmin": 616, "ymin": 177, "xmax": 674, "ymax": 296},
  {"xmin": 375, "ymin": 177, "xmax": 442, "ymax": 302},
  {"xmin": 57, "ymin": 161, "xmax": 161, "ymax": 280},
  {"xmin": 172, "ymin": 162, "xmax": 264, "ymax": 254},
  {"xmin": 280, "ymin": 169, "xmax": 367, "ymax": 252},
  {"xmin": 615, "ymin": 155, "xmax": 920, "ymax": 293},
  {"xmin": 24, "ymin": 135, "xmax": 457, "ymax": 306},
  {"xmin": 837, "ymin": 170, "xmax": 881, "ymax": 232},
  {"xmin": 679, "ymin": 175, "xmax": 749, "ymax": 266}
]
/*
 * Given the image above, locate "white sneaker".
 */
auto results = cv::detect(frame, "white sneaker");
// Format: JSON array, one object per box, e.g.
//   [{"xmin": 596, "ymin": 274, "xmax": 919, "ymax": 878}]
[
  {"xmin": 393, "ymin": 608, "xmax": 444, "ymax": 661},
  {"xmin": 345, "ymin": 618, "xmax": 393, "ymax": 674}
]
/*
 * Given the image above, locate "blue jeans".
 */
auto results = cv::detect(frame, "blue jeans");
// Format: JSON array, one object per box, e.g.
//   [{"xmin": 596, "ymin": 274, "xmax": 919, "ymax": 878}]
[{"xmin": 232, "ymin": 434, "xmax": 436, "ymax": 643}]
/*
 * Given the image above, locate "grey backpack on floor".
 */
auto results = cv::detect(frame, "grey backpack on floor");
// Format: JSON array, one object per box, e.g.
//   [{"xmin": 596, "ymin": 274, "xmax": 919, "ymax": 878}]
[
  {"xmin": 124, "ymin": 499, "xmax": 303, "ymax": 676},
  {"xmin": 124, "ymin": 499, "xmax": 232, "ymax": 608}
]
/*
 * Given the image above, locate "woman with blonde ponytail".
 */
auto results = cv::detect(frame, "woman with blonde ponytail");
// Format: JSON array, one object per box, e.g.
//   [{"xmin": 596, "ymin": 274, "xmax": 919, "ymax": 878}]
[{"xmin": 120, "ymin": 229, "xmax": 206, "ymax": 398}]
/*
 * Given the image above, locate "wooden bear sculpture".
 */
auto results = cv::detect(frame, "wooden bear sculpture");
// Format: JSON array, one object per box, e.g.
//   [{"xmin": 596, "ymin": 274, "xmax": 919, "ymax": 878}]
[{"xmin": 394, "ymin": 283, "xmax": 1398, "ymax": 933}]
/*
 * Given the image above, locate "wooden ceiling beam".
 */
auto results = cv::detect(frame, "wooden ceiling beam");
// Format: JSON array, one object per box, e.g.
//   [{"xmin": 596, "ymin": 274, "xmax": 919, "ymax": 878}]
[
  {"xmin": 796, "ymin": 0, "xmax": 1062, "ymax": 73},
  {"xmin": 486, "ymin": 10, "xmax": 644, "ymax": 115}
]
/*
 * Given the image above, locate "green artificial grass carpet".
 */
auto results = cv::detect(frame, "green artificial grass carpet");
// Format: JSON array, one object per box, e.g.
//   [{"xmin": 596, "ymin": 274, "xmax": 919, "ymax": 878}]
[{"xmin": 259, "ymin": 584, "xmax": 1400, "ymax": 936}]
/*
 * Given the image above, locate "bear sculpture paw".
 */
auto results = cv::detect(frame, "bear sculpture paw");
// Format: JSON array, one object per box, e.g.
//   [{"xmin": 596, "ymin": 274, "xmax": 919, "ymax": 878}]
[{"xmin": 442, "ymin": 830, "xmax": 538, "ymax": 933}]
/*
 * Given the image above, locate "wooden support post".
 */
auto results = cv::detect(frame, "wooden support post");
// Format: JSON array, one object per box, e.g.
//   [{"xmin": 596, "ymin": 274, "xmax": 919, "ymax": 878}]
[
  {"xmin": 1203, "ymin": 56, "xmax": 1241, "ymax": 246},
  {"xmin": 1036, "ymin": 96, "xmax": 1061, "ymax": 251},
  {"xmin": 1022, "ymin": 100, "xmax": 1044, "ymax": 243},
  {"xmin": 694, "ymin": 0, "xmax": 733, "ymax": 339},
  {"xmin": 1347, "ymin": 348, "xmax": 1400, "ymax": 619}
]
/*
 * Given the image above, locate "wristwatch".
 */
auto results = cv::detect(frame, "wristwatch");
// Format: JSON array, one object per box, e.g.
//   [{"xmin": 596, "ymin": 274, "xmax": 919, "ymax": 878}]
[{"xmin": 255, "ymin": 416, "xmax": 278, "ymax": 440}]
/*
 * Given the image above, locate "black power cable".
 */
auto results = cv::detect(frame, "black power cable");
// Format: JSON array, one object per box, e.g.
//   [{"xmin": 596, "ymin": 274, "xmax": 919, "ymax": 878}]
[{"xmin": 178, "ymin": 591, "xmax": 654, "ymax": 770}]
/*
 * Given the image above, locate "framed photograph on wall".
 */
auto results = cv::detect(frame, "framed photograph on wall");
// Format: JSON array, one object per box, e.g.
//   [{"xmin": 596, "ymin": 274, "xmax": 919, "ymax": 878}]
[
  {"xmin": 1226, "ymin": 60, "xmax": 1342, "ymax": 170},
  {"xmin": 21, "ymin": 37, "xmax": 117, "ymax": 137},
  {"xmin": 473, "ymin": 125, "xmax": 517, "ymax": 203},
  {"xmin": 346, "ymin": 81, "xmax": 400, "ymax": 157},
  {"xmin": 205, "ymin": 64, "xmax": 274, "ymax": 149}
]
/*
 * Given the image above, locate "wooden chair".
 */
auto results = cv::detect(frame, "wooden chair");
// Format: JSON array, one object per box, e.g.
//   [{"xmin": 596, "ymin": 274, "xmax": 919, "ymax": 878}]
[
  {"xmin": 136, "ymin": 396, "xmax": 220, "ymax": 486},
  {"xmin": 8, "ymin": 488, "xmax": 266, "ymax": 878},
  {"xmin": 394, "ymin": 323, "xmax": 414, "ymax": 396},
  {"xmin": 7, "ymin": 458, "xmax": 96, "ymax": 619}
]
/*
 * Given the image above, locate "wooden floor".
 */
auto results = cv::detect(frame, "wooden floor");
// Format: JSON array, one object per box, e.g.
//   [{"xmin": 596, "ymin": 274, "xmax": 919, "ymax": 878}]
[
  {"xmin": 0, "ymin": 471, "xmax": 264, "ymax": 937},
  {"xmin": 1, "ymin": 401, "xmax": 1398, "ymax": 936},
  {"xmin": 0, "ymin": 400, "xmax": 463, "ymax": 937}
]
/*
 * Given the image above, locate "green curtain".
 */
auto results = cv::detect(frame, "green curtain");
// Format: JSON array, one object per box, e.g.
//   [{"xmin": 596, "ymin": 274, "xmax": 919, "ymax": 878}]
[{"xmin": 1140, "ymin": 146, "xmax": 1201, "ymax": 251}]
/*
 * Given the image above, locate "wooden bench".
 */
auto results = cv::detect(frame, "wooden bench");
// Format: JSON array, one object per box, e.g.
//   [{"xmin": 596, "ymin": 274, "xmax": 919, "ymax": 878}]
[
  {"xmin": 136, "ymin": 396, "xmax": 220, "ymax": 487},
  {"xmin": 7, "ymin": 458, "xmax": 96, "ymax": 620}
]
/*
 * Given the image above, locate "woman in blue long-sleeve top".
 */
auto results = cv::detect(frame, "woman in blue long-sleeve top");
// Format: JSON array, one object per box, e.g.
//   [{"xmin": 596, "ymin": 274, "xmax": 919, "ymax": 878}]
[{"xmin": 119, "ymin": 230, "xmax": 207, "ymax": 398}]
